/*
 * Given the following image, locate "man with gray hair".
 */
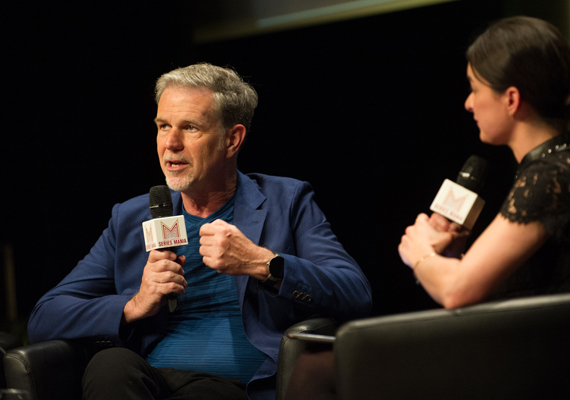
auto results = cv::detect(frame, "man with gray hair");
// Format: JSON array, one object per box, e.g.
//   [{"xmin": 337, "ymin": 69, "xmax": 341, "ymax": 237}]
[{"xmin": 28, "ymin": 63, "xmax": 372, "ymax": 400}]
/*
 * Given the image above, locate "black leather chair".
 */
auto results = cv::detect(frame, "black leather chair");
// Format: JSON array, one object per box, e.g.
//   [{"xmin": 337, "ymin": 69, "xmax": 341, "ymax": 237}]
[
  {"xmin": 3, "ymin": 317, "xmax": 336, "ymax": 400},
  {"xmin": 278, "ymin": 317, "xmax": 337, "ymax": 400},
  {"xmin": 0, "ymin": 332, "xmax": 23, "ymax": 388},
  {"xmin": 334, "ymin": 293, "xmax": 570, "ymax": 400}
]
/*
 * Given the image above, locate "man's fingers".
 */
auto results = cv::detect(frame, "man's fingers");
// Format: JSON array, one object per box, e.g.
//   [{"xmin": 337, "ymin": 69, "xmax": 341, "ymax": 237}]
[{"xmin": 148, "ymin": 249, "xmax": 178, "ymax": 263}]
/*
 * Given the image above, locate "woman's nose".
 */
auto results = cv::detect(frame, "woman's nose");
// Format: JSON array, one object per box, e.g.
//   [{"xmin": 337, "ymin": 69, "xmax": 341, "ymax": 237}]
[{"xmin": 464, "ymin": 92, "xmax": 474, "ymax": 112}]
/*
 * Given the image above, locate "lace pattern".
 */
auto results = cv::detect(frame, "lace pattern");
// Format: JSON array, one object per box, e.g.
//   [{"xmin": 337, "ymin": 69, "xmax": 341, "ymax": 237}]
[
  {"xmin": 500, "ymin": 152, "xmax": 570, "ymax": 238},
  {"xmin": 489, "ymin": 150, "xmax": 570, "ymax": 300}
]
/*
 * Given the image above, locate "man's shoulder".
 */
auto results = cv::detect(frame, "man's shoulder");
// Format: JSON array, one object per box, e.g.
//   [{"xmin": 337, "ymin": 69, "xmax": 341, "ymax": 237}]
[
  {"xmin": 243, "ymin": 172, "xmax": 306, "ymax": 190},
  {"xmin": 239, "ymin": 172, "xmax": 316, "ymax": 210},
  {"xmin": 117, "ymin": 192, "xmax": 151, "ymax": 210},
  {"xmin": 110, "ymin": 192, "xmax": 154, "ymax": 223}
]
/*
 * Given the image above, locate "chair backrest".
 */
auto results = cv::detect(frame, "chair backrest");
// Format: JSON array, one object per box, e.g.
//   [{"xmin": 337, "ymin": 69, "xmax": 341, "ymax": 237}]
[
  {"xmin": 335, "ymin": 293, "xmax": 570, "ymax": 400},
  {"xmin": 277, "ymin": 317, "xmax": 337, "ymax": 400},
  {"xmin": 4, "ymin": 340, "xmax": 93, "ymax": 400},
  {"xmin": 0, "ymin": 332, "xmax": 22, "ymax": 388}
]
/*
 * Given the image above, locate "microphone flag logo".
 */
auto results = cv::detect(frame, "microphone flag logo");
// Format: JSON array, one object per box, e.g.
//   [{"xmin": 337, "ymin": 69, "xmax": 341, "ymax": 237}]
[
  {"xmin": 161, "ymin": 220, "xmax": 180, "ymax": 240},
  {"xmin": 144, "ymin": 224, "xmax": 154, "ymax": 244},
  {"xmin": 442, "ymin": 188, "xmax": 467, "ymax": 212},
  {"xmin": 430, "ymin": 179, "xmax": 485, "ymax": 229},
  {"xmin": 142, "ymin": 215, "xmax": 188, "ymax": 252}
]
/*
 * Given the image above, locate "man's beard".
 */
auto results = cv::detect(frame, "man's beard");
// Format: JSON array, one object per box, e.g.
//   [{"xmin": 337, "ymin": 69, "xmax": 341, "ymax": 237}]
[
  {"xmin": 163, "ymin": 155, "xmax": 193, "ymax": 192},
  {"xmin": 165, "ymin": 172, "xmax": 193, "ymax": 192}
]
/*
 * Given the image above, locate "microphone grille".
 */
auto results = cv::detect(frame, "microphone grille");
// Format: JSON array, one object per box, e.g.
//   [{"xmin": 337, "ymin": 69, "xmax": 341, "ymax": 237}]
[
  {"xmin": 456, "ymin": 155, "xmax": 489, "ymax": 193},
  {"xmin": 149, "ymin": 185, "xmax": 173, "ymax": 219}
]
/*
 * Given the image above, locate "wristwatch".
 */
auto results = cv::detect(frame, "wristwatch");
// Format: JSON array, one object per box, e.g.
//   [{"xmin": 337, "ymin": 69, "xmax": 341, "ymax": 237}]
[{"xmin": 261, "ymin": 253, "xmax": 284, "ymax": 288}]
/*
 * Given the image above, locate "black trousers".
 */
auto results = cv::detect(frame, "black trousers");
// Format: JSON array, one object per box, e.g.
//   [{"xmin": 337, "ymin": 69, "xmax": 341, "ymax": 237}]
[{"xmin": 82, "ymin": 347, "xmax": 247, "ymax": 400}]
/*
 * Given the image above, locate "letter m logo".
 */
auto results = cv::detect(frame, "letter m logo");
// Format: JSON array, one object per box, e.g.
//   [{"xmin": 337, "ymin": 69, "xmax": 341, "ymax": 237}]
[
  {"xmin": 443, "ymin": 188, "xmax": 466, "ymax": 212},
  {"xmin": 144, "ymin": 224, "xmax": 154, "ymax": 243},
  {"xmin": 161, "ymin": 221, "xmax": 180, "ymax": 240}
]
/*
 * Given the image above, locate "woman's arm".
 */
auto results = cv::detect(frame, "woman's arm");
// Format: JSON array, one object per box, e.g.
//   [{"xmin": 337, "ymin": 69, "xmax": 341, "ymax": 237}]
[{"xmin": 399, "ymin": 213, "xmax": 549, "ymax": 309}]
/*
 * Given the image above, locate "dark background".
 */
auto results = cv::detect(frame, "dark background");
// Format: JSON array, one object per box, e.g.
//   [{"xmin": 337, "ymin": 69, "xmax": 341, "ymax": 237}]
[{"xmin": 3, "ymin": 0, "xmax": 552, "ymax": 335}]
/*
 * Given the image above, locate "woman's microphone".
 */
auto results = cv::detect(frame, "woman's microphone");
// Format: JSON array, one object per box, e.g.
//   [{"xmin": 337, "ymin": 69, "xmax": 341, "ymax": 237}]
[{"xmin": 430, "ymin": 155, "xmax": 488, "ymax": 230}]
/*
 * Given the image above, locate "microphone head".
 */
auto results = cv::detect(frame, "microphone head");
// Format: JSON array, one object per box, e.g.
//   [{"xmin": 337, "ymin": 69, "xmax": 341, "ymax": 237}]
[
  {"xmin": 456, "ymin": 155, "xmax": 489, "ymax": 193},
  {"xmin": 149, "ymin": 185, "xmax": 173, "ymax": 219}
]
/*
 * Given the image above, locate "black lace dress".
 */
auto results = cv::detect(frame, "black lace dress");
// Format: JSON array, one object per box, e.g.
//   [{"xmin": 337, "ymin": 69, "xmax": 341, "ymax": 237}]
[{"xmin": 489, "ymin": 135, "xmax": 570, "ymax": 300}]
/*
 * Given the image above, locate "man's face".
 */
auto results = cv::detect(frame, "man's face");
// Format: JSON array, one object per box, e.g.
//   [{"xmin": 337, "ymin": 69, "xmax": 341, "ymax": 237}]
[{"xmin": 155, "ymin": 86, "xmax": 227, "ymax": 195}]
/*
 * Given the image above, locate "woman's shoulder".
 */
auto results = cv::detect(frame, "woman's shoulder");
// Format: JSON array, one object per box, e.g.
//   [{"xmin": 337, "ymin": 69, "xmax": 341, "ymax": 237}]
[{"xmin": 500, "ymin": 150, "xmax": 570, "ymax": 234}]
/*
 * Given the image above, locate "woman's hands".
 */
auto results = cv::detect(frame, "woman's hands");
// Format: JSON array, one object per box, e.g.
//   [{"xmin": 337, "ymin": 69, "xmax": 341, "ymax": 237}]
[
  {"xmin": 398, "ymin": 213, "xmax": 470, "ymax": 270},
  {"xmin": 427, "ymin": 213, "xmax": 471, "ymax": 258}
]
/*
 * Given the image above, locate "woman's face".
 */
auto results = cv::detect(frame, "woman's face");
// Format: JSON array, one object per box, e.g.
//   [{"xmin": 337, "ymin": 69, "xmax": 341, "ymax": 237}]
[{"xmin": 464, "ymin": 63, "xmax": 512, "ymax": 145}]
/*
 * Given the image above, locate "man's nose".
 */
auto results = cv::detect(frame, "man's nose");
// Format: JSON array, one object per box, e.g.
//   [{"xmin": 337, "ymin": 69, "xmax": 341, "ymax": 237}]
[{"xmin": 165, "ymin": 129, "xmax": 184, "ymax": 151}]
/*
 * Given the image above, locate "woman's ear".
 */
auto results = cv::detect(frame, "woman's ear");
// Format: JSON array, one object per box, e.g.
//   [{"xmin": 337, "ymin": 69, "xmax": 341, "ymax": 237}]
[{"xmin": 505, "ymin": 86, "xmax": 521, "ymax": 118}]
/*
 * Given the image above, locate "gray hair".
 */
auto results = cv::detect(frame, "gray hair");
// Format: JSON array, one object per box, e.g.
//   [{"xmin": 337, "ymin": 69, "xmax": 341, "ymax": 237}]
[{"xmin": 155, "ymin": 63, "xmax": 258, "ymax": 131}]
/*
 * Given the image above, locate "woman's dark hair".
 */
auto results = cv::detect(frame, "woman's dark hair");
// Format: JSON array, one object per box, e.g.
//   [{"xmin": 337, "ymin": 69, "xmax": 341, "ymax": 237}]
[{"xmin": 467, "ymin": 16, "xmax": 570, "ymax": 129}]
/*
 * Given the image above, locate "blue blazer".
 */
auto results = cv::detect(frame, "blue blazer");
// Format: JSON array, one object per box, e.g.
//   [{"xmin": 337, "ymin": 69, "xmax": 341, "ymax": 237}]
[{"xmin": 28, "ymin": 172, "xmax": 372, "ymax": 399}]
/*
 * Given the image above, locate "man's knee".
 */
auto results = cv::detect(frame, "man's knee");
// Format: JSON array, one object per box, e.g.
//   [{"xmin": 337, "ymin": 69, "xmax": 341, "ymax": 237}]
[
  {"xmin": 84, "ymin": 347, "xmax": 151, "ymax": 387},
  {"xmin": 87, "ymin": 348, "xmax": 141, "ymax": 375},
  {"xmin": 83, "ymin": 348, "xmax": 163, "ymax": 400}
]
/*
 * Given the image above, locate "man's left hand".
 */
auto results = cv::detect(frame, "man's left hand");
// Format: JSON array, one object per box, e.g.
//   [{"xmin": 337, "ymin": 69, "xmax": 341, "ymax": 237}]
[{"xmin": 199, "ymin": 219, "xmax": 274, "ymax": 279}]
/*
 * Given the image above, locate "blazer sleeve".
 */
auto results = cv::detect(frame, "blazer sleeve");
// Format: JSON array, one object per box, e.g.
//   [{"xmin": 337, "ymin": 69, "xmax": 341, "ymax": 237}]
[
  {"xmin": 27, "ymin": 201, "xmax": 143, "ymax": 346},
  {"xmin": 260, "ymin": 178, "xmax": 372, "ymax": 322}
]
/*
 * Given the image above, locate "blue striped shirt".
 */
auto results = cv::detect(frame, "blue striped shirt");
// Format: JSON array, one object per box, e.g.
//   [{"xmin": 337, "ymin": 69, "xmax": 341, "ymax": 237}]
[{"xmin": 146, "ymin": 195, "xmax": 267, "ymax": 383}]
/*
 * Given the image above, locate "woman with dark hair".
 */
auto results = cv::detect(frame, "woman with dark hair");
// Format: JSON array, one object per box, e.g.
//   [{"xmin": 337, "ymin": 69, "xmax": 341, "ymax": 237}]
[
  {"xmin": 285, "ymin": 16, "xmax": 570, "ymax": 400},
  {"xmin": 399, "ymin": 16, "xmax": 570, "ymax": 308}
]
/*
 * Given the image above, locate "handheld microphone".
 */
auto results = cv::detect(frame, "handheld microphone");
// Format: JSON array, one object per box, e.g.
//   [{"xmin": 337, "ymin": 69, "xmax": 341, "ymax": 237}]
[
  {"xmin": 456, "ymin": 155, "xmax": 488, "ymax": 193},
  {"xmin": 430, "ymin": 155, "xmax": 489, "ymax": 230},
  {"xmin": 143, "ymin": 185, "xmax": 188, "ymax": 313}
]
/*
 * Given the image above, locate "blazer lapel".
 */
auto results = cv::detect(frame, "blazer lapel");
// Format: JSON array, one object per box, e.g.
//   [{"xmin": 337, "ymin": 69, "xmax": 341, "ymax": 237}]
[
  {"xmin": 233, "ymin": 172, "xmax": 268, "ymax": 302},
  {"xmin": 233, "ymin": 171, "xmax": 267, "ymax": 245}
]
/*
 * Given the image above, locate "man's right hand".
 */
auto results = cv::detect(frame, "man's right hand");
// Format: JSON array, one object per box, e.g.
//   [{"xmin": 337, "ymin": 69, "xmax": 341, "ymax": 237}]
[{"xmin": 123, "ymin": 250, "xmax": 186, "ymax": 324}]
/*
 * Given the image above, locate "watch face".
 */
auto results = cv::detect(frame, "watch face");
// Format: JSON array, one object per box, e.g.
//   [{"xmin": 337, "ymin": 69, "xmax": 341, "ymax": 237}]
[{"xmin": 269, "ymin": 254, "xmax": 285, "ymax": 279}]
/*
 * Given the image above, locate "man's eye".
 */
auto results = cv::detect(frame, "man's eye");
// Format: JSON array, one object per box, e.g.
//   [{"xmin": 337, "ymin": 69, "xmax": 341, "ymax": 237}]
[{"xmin": 187, "ymin": 125, "xmax": 198, "ymax": 131}]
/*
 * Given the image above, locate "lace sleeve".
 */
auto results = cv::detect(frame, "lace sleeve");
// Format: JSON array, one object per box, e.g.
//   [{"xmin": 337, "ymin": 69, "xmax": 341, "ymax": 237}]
[{"xmin": 500, "ymin": 152, "xmax": 570, "ymax": 237}]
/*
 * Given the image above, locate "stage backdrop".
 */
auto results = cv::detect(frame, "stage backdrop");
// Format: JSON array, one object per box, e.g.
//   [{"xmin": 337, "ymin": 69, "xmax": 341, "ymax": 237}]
[{"xmin": 3, "ymin": 1, "xmax": 525, "ymax": 324}]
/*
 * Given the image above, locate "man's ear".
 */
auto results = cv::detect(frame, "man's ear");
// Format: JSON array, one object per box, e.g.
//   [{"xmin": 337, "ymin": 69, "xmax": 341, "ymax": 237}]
[{"xmin": 225, "ymin": 124, "xmax": 246, "ymax": 158}]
